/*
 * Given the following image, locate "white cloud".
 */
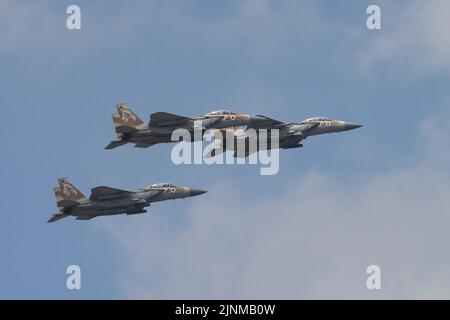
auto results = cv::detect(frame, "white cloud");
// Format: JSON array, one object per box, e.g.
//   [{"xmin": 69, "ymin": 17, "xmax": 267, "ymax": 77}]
[
  {"xmin": 0, "ymin": 0, "xmax": 328, "ymax": 63},
  {"xmin": 5, "ymin": 0, "xmax": 448, "ymax": 298},
  {"xmin": 100, "ymin": 106, "xmax": 450, "ymax": 299},
  {"xmin": 358, "ymin": 0, "xmax": 450, "ymax": 72},
  {"xmin": 5, "ymin": 1, "xmax": 449, "ymax": 78}
]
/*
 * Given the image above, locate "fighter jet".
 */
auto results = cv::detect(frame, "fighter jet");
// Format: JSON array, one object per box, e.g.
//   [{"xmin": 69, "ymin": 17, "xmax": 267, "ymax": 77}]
[
  {"xmin": 48, "ymin": 178, "xmax": 207, "ymax": 223},
  {"xmin": 105, "ymin": 104, "xmax": 267, "ymax": 149},
  {"xmin": 208, "ymin": 116, "xmax": 362, "ymax": 158}
]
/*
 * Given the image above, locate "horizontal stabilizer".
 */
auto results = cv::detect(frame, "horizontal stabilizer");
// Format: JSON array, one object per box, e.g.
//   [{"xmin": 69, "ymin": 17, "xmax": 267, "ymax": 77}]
[
  {"xmin": 115, "ymin": 125, "xmax": 137, "ymax": 134},
  {"xmin": 105, "ymin": 139, "xmax": 128, "ymax": 149},
  {"xmin": 90, "ymin": 186, "xmax": 131, "ymax": 201},
  {"xmin": 48, "ymin": 213, "xmax": 69, "ymax": 223},
  {"xmin": 56, "ymin": 199, "xmax": 79, "ymax": 207},
  {"xmin": 150, "ymin": 112, "xmax": 192, "ymax": 127}
]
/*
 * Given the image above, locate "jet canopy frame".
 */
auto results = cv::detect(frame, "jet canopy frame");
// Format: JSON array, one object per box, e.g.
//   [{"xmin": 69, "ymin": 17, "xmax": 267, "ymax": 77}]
[
  {"xmin": 302, "ymin": 117, "xmax": 330, "ymax": 122},
  {"xmin": 146, "ymin": 183, "xmax": 175, "ymax": 188},
  {"xmin": 205, "ymin": 110, "xmax": 236, "ymax": 116}
]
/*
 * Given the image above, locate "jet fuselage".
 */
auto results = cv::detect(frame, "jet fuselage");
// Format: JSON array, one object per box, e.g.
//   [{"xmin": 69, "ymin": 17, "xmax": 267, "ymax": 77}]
[
  {"xmin": 50, "ymin": 179, "xmax": 207, "ymax": 222},
  {"xmin": 213, "ymin": 117, "xmax": 362, "ymax": 156}
]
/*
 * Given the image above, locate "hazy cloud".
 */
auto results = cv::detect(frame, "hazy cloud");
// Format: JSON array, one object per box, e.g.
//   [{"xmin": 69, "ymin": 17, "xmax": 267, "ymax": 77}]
[
  {"xmin": 3, "ymin": 0, "xmax": 448, "ymax": 299},
  {"xmin": 358, "ymin": 0, "xmax": 450, "ymax": 73},
  {"xmin": 0, "ymin": 0, "xmax": 330, "ymax": 62},
  {"xmin": 101, "ymin": 106, "xmax": 450, "ymax": 299}
]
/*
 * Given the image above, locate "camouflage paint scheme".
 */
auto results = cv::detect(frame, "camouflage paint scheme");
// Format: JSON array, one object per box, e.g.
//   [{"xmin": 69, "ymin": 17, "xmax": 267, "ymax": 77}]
[
  {"xmin": 49, "ymin": 178, "xmax": 206, "ymax": 222},
  {"xmin": 106, "ymin": 104, "xmax": 268, "ymax": 149},
  {"xmin": 209, "ymin": 116, "xmax": 363, "ymax": 158}
]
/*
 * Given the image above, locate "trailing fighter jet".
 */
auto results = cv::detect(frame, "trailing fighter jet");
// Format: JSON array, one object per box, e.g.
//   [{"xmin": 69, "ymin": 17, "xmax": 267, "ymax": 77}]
[
  {"xmin": 207, "ymin": 116, "xmax": 362, "ymax": 158},
  {"xmin": 48, "ymin": 178, "xmax": 207, "ymax": 223},
  {"xmin": 105, "ymin": 104, "xmax": 267, "ymax": 149}
]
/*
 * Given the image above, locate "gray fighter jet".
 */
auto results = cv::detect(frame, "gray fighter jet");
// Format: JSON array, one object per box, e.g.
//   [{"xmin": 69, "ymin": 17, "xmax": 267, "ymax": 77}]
[
  {"xmin": 105, "ymin": 104, "xmax": 267, "ymax": 149},
  {"xmin": 48, "ymin": 178, "xmax": 207, "ymax": 222},
  {"xmin": 208, "ymin": 116, "xmax": 362, "ymax": 157}
]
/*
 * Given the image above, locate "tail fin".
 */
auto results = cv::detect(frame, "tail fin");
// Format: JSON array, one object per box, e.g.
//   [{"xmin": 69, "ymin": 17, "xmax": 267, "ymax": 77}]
[
  {"xmin": 49, "ymin": 178, "xmax": 85, "ymax": 223},
  {"xmin": 112, "ymin": 104, "xmax": 146, "ymax": 133},
  {"xmin": 54, "ymin": 178, "xmax": 87, "ymax": 207}
]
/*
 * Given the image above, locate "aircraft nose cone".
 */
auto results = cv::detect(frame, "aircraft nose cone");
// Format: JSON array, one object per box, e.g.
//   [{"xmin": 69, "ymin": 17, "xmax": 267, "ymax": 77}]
[
  {"xmin": 345, "ymin": 122, "xmax": 363, "ymax": 130},
  {"xmin": 189, "ymin": 189, "xmax": 207, "ymax": 197}
]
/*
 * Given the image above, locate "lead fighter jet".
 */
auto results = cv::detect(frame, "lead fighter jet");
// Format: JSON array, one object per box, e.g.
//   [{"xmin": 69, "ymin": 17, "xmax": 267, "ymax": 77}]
[
  {"xmin": 208, "ymin": 116, "xmax": 362, "ymax": 157},
  {"xmin": 48, "ymin": 178, "xmax": 207, "ymax": 222},
  {"xmin": 105, "ymin": 104, "xmax": 267, "ymax": 149}
]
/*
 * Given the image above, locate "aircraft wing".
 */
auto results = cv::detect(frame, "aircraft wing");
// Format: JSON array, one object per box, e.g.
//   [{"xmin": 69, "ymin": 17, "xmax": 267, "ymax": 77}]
[
  {"xmin": 134, "ymin": 141, "xmax": 158, "ymax": 148},
  {"xmin": 247, "ymin": 115, "xmax": 285, "ymax": 129},
  {"xmin": 149, "ymin": 112, "xmax": 192, "ymax": 127},
  {"xmin": 280, "ymin": 135, "xmax": 304, "ymax": 148},
  {"xmin": 76, "ymin": 215, "xmax": 95, "ymax": 220},
  {"xmin": 89, "ymin": 186, "xmax": 132, "ymax": 201}
]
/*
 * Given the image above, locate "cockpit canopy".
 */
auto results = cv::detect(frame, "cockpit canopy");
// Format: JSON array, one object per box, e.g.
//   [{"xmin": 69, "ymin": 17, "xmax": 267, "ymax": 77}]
[
  {"xmin": 206, "ymin": 109, "xmax": 236, "ymax": 116},
  {"xmin": 147, "ymin": 183, "xmax": 175, "ymax": 189},
  {"xmin": 302, "ymin": 117, "xmax": 330, "ymax": 122}
]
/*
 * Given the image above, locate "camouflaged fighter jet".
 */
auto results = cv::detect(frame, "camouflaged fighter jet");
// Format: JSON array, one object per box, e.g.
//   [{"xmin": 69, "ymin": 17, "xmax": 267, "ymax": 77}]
[
  {"xmin": 105, "ymin": 104, "xmax": 268, "ymax": 149},
  {"xmin": 48, "ymin": 178, "xmax": 207, "ymax": 223},
  {"xmin": 207, "ymin": 116, "xmax": 362, "ymax": 158}
]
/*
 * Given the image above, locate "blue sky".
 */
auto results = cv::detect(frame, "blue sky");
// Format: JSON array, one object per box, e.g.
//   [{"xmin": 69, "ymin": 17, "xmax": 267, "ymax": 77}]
[{"xmin": 1, "ymin": 0, "xmax": 450, "ymax": 299}]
